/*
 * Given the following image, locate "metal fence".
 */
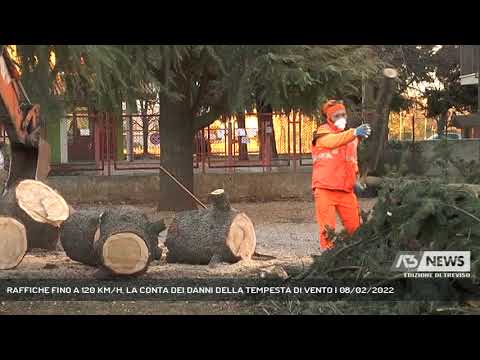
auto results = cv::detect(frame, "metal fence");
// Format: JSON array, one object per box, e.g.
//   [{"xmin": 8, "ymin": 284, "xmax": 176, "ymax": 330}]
[
  {"xmin": 1, "ymin": 109, "xmax": 321, "ymax": 175},
  {"xmin": 1, "ymin": 107, "xmax": 454, "ymax": 176},
  {"xmin": 112, "ymin": 111, "xmax": 319, "ymax": 173}
]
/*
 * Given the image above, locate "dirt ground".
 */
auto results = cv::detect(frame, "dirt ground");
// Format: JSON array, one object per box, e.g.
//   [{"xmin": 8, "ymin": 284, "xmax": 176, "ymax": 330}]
[{"xmin": 0, "ymin": 199, "xmax": 380, "ymax": 315}]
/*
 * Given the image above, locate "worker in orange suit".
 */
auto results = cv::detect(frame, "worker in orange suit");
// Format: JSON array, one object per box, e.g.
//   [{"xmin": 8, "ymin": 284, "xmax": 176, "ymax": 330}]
[{"xmin": 312, "ymin": 100, "xmax": 371, "ymax": 250}]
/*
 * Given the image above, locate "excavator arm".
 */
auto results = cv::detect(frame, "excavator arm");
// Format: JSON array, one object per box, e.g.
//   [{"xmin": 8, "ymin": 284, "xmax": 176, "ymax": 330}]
[{"xmin": 0, "ymin": 46, "xmax": 50, "ymax": 191}]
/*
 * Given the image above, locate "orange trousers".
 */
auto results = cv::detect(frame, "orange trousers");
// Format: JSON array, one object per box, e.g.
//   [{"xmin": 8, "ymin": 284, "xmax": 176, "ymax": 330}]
[{"xmin": 314, "ymin": 187, "xmax": 361, "ymax": 250}]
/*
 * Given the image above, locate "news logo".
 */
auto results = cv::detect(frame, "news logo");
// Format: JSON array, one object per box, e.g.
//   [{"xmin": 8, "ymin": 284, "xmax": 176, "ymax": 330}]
[{"xmin": 391, "ymin": 251, "xmax": 471, "ymax": 278}]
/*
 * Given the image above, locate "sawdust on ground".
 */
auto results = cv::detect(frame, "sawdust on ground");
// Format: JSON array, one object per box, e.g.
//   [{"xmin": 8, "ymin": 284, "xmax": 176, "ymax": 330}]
[{"xmin": 0, "ymin": 198, "xmax": 378, "ymax": 314}]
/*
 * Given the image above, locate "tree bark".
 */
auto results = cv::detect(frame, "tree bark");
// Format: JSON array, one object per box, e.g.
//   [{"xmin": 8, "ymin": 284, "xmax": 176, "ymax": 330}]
[
  {"xmin": 237, "ymin": 112, "xmax": 249, "ymax": 160},
  {"xmin": 95, "ymin": 207, "xmax": 164, "ymax": 276},
  {"xmin": 165, "ymin": 189, "xmax": 256, "ymax": 265},
  {"xmin": 437, "ymin": 111, "xmax": 450, "ymax": 138},
  {"xmin": 256, "ymin": 102, "xmax": 278, "ymax": 160},
  {"xmin": 158, "ymin": 93, "xmax": 196, "ymax": 211},
  {"xmin": 362, "ymin": 78, "xmax": 377, "ymax": 123},
  {"xmin": 60, "ymin": 206, "xmax": 165, "ymax": 276},
  {"xmin": 366, "ymin": 68, "xmax": 398, "ymax": 176},
  {"xmin": 126, "ymin": 115, "xmax": 134, "ymax": 162},
  {"xmin": 60, "ymin": 208, "xmax": 103, "ymax": 266}
]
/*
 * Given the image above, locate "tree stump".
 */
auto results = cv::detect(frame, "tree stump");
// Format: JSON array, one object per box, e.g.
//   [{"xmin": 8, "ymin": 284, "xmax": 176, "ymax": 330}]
[
  {"xmin": 60, "ymin": 206, "xmax": 166, "ymax": 276},
  {"xmin": 165, "ymin": 189, "xmax": 257, "ymax": 265},
  {"xmin": 0, "ymin": 180, "xmax": 69, "ymax": 252}
]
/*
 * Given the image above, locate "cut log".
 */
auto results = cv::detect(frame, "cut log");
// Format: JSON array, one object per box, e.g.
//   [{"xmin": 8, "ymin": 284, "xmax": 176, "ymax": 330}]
[
  {"xmin": 15, "ymin": 180, "xmax": 69, "ymax": 227},
  {"xmin": 0, "ymin": 216, "xmax": 27, "ymax": 269},
  {"xmin": 99, "ymin": 232, "xmax": 150, "ymax": 275},
  {"xmin": 383, "ymin": 68, "xmax": 399, "ymax": 79},
  {"xmin": 60, "ymin": 206, "xmax": 166, "ymax": 276},
  {"xmin": 165, "ymin": 189, "xmax": 256, "ymax": 265},
  {"xmin": 23, "ymin": 219, "xmax": 60, "ymax": 250},
  {"xmin": 94, "ymin": 207, "xmax": 164, "ymax": 275},
  {"xmin": 60, "ymin": 209, "xmax": 103, "ymax": 266},
  {"xmin": 0, "ymin": 180, "xmax": 69, "ymax": 250}
]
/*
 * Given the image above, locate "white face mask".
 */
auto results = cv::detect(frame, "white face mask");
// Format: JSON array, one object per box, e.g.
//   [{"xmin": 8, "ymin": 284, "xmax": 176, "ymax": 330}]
[{"xmin": 334, "ymin": 117, "xmax": 347, "ymax": 130}]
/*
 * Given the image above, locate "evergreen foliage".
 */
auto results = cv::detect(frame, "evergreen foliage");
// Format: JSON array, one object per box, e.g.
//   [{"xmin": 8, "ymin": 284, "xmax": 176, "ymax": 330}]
[
  {"xmin": 307, "ymin": 179, "xmax": 480, "ymax": 312},
  {"xmin": 5, "ymin": 45, "xmax": 383, "ymax": 122}
]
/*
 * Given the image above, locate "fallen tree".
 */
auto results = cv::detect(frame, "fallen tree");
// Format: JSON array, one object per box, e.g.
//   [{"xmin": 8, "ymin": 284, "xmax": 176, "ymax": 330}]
[
  {"xmin": 306, "ymin": 178, "xmax": 480, "ymax": 314},
  {"xmin": 60, "ymin": 206, "xmax": 165, "ymax": 276},
  {"xmin": 364, "ymin": 176, "xmax": 480, "ymax": 198},
  {"xmin": 165, "ymin": 189, "xmax": 257, "ymax": 265},
  {"xmin": 0, "ymin": 180, "xmax": 70, "ymax": 268}
]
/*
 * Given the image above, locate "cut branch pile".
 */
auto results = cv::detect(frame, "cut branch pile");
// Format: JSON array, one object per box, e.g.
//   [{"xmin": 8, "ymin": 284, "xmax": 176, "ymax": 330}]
[{"xmin": 307, "ymin": 178, "xmax": 480, "ymax": 313}]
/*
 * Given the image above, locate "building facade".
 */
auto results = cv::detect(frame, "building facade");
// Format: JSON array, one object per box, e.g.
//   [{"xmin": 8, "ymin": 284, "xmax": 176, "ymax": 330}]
[{"xmin": 455, "ymin": 45, "xmax": 480, "ymax": 138}]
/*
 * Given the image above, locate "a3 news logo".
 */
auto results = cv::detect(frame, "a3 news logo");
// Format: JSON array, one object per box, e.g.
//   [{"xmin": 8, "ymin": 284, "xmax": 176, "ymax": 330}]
[{"xmin": 391, "ymin": 251, "xmax": 471, "ymax": 278}]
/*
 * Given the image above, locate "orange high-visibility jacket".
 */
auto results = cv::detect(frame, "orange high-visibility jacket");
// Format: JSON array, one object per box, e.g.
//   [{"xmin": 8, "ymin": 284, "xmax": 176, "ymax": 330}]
[{"xmin": 311, "ymin": 123, "xmax": 359, "ymax": 193}]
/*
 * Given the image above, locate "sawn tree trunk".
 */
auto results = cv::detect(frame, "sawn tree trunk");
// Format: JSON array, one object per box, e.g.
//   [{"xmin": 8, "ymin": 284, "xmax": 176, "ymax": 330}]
[
  {"xmin": 0, "ymin": 179, "xmax": 70, "ymax": 269},
  {"xmin": 165, "ymin": 189, "xmax": 256, "ymax": 265},
  {"xmin": 60, "ymin": 206, "xmax": 165, "ymax": 276}
]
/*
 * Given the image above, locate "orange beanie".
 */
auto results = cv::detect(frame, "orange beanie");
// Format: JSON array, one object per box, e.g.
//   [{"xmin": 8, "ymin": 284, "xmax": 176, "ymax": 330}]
[{"xmin": 322, "ymin": 100, "xmax": 346, "ymax": 125}]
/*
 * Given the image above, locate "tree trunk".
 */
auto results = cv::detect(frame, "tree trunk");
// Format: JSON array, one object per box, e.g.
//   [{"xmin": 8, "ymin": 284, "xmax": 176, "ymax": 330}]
[
  {"xmin": 60, "ymin": 206, "xmax": 166, "ymax": 276},
  {"xmin": 126, "ymin": 115, "xmax": 134, "ymax": 162},
  {"xmin": 0, "ymin": 180, "xmax": 69, "ymax": 251},
  {"xmin": 125, "ymin": 102, "xmax": 136, "ymax": 162},
  {"xmin": 237, "ymin": 112, "xmax": 249, "ymax": 160},
  {"xmin": 437, "ymin": 112, "xmax": 450, "ymax": 138},
  {"xmin": 165, "ymin": 189, "xmax": 256, "ymax": 265},
  {"xmin": 256, "ymin": 102, "xmax": 278, "ymax": 160},
  {"xmin": 366, "ymin": 68, "xmax": 398, "ymax": 176},
  {"xmin": 362, "ymin": 78, "xmax": 376, "ymax": 123},
  {"xmin": 158, "ymin": 93, "xmax": 196, "ymax": 211}
]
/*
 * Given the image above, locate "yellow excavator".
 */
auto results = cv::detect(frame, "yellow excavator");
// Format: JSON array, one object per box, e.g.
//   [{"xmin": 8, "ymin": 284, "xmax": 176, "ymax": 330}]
[{"xmin": 0, "ymin": 46, "xmax": 50, "ymax": 192}]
